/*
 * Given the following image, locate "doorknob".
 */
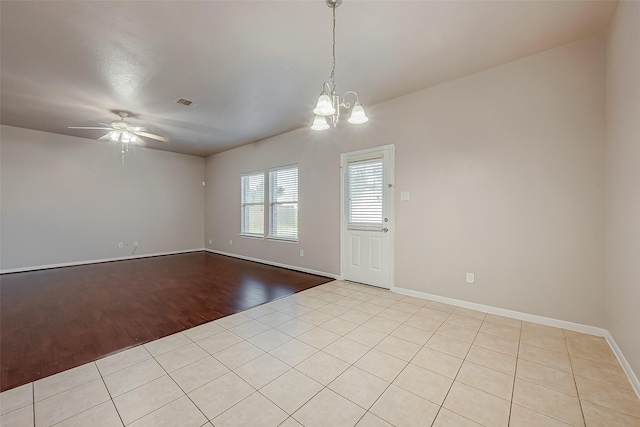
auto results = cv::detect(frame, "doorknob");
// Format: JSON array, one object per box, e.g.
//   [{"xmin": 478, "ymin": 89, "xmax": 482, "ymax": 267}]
[{"xmin": 382, "ymin": 228, "xmax": 388, "ymax": 233}]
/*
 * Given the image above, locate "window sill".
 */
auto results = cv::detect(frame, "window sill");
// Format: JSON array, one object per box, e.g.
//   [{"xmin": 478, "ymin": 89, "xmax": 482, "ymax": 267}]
[
  {"xmin": 267, "ymin": 237, "xmax": 298, "ymax": 244},
  {"xmin": 239, "ymin": 233, "xmax": 265, "ymax": 239}
]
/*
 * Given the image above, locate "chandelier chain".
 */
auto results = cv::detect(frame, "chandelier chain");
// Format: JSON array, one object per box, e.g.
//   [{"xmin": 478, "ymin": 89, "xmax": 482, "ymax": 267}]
[{"xmin": 330, "ymin": 4, "xmax": 336, "ymax": 86}]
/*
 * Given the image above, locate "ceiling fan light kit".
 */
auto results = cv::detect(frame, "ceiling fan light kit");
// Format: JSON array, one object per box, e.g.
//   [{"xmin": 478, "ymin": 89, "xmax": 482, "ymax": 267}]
[
  {"xmin": 106, "ymin": 112, "xmax": 142, "ymax": 146},
  {"xmin": 312, "ymin": 0, "xmax": 369, "ymax": 131},
  {"xmin": 109, "ymin": 131, "xmax": 137, "ymax": 143},
  {"xmin": 68, "ymin": 110, "xmax": 169, "ymax": 162}
]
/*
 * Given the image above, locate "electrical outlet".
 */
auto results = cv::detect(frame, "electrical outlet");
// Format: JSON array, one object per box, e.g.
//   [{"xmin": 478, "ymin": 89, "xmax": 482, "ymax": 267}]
[
  {"xmin": 118, "ymin": 242, "xmax": 123, "ymax": 248},
  {"xmin": 229, "ymin": 240, "xmax": 233, "ymax": 245},
  {"xmin": 400, "ymin": 191, "xmax": 410, "ymax": 201},
  {"xmin": 209, "ymin": 239, "xmax": 212, "ymax": 245},
  {"xmin": 134, "ymin": 241, "xmax": 138, "ymax": 247},
  {"xmin": 466, "ymin": 273, "xmax": 475, "ymax": 284},
  {"xmin": 300, "ymin": 249, "xmax": 304, "ymax": 257}
]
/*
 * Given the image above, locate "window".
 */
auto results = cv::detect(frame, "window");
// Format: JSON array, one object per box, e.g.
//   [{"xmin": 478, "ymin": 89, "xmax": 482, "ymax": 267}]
[
  {"xmin": 347, "ymin": 157, "xmax": 384, "ymax": 226},
  {"xmin": 241, "ymin": 172, "xmax": 265, "ymax": 236},
  {"xmin": 269, "ymin": 165, "xmax": 298, "ymax": 240}
]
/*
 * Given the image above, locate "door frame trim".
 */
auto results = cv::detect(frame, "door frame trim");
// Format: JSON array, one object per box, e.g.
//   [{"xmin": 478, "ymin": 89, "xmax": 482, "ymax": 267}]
[{"xmin": 340, "ymin": 144, "xmax": 395, "ymax": 289}]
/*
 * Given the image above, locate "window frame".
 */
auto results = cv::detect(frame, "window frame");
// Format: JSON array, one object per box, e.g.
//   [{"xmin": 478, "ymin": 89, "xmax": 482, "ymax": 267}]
[
  {"xmin": 268, "ymin": 164, "xmax": 299, "ymax": 242},
  {"xmin": 240, "ymin": 170, "xmax": 265, "ymax": 238}
]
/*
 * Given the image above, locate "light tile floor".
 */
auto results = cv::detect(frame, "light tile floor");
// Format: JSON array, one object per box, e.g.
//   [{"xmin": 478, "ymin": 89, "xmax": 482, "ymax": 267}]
[{"xmin": 1, "ymin": 280, "xmax": 639, "ymax": 427}]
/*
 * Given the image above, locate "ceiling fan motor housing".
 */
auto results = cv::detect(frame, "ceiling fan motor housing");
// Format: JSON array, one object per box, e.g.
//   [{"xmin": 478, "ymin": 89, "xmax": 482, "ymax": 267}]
[{"xmin": 111, "ymin": 121, "xmax": 129, "ymax": 129}]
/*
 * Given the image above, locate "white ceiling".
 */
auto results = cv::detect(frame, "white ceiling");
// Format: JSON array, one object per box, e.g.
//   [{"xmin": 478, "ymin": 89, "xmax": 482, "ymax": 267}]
[{"xmin": 0, "ymin": 1, "xmax": 617, "ymax": 157}]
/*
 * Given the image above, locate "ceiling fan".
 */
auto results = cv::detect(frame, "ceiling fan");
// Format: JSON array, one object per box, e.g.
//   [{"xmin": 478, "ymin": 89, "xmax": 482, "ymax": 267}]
[{"xmin": 68, "ymin": 110, "xmax": 169, "ymax": 146}]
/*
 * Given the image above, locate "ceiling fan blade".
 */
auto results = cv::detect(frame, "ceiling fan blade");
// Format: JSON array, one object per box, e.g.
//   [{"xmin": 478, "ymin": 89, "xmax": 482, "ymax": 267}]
[
  {"xmin": 68, "ymin": 126, "xmax": 114, "ymax": 130},
  {"xmin": 97, "ymin": 134, "xmax": 111, "ymax": 141},
  {"xmin": 135, "ymin": 137, "xmax": 147, "ymax": 146},
  {"xmin": 134, "ymin": 131, "xmax": 169, "ymax": 143}
]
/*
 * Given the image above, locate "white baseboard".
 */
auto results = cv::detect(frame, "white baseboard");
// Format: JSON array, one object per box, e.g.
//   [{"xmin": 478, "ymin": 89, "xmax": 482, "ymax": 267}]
[
  {"xmin": 1, "ymin": 247, "xmax": 337, "ymax": 278},
  {"xmin": 604, "ymin": 332, "xmax": 640, "ymax": 398},
  {"xmin": 204, "ymin": 248, "xmax": 338, "ymax": 280},
  {"xmin": 392, "ymin": 285, "xmax": 640, "ymax": 397},
  {"xmin": 0, "ymin": 249, "xmax": 203, "ymax": 274},
  {"xmin": 392, "ymin": 286, "xmax": 608, "ymax": 336}
]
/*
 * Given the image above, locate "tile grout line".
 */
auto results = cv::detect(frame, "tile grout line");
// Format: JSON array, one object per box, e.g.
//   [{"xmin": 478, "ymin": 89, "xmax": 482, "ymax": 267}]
[
  {"xmin": 312, "ymin": 282, "xmax": 405, "ymax": 426},
  {"xmin": 573, "ymin": 370, "xmax": 640, "ymax": 394},
  {"xmin": 289, "ymin": 328, "xmax": 386, "ymax": 425},
  {"xmin": 256, "ymin": 369, "xmax": 323, "ymax": 423},
  {"xmin": 94, "ymin": 361, "xmax": 126, "ymax": 427},
  {"xmin": 182, "ymin": 370, "xmax": 248, "ymax": 422},
  {"xmin": 511, "ymin": 326, "xmax": 587, "ymax": 426},
  {"xmin": 32, "ymin": 382, "xmax": 35, "ymax": 427},
  {"xmin": 428, "ymin": 309, "xmax": 482, "ymax": 426},
  {"xmin": 411, "ymin": 309, "xmax": 458, "ymax": 427},
  {"xmin": 204, "ymin": 305, "xmax": 362, "ymax": 424},
  {"xmin": 138, "ymin": 337, "xmax": 209, "ymax": 426},
  {"xmin": 42, "ymin": 363, "xmax": 116, "ymax": 427},
  {"xmin": 184, "ymin": 307, "xmax": 328, "ymax": 423},
  {"xmin": 350, "ymin": 304, "xmax": 467, "ymax": 425},
  {"xmin": 565, "ymin": 329, "xmax": 589, "ymax": 427},
  {"xmin": 102, "ymin": 331, "xmax": 204, "ymax": 425},
  {"xmin": 506, "ymin": 320, "xmax": 523, "ymax": 427},
  {"xmin": 251, "ymin": 296, "xmax": 417, "ymax": 424},
  {"xmin": 373, "ymin": 300, "xmax": 494, "ymax": 425}
]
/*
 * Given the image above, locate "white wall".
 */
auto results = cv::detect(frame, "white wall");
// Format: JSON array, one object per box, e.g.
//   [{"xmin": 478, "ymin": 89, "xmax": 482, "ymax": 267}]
[
  {"xmin": 0, "ymin": 125, "xmax": 205, "ymax": 270},
  {"xmin": 605, "ymin": 1, "xmax": 640, "ymax": 378},
  {"xmin": 205, "ymin": 36, "xmax": 606, "ymax": 327}
]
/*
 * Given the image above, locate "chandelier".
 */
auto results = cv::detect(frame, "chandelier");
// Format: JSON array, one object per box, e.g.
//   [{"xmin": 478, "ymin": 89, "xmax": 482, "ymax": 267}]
[{"xmin": 311, "ymin": 0, "xmax": 369, "ymax": 131}]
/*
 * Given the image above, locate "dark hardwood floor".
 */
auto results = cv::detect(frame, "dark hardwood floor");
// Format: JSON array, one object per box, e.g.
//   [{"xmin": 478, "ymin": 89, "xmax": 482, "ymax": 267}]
[{"xmin": 0, "ymin": 251, "xmax": 331, "ymax": 392}]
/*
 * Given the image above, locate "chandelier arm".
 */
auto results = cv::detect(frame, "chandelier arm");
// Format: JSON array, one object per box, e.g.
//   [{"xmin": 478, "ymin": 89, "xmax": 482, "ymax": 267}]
[
  {"xmin": 342, "ymin": 90, "xmax": 360, "ymax": 109},
  {"xmin": 343, "ymin": 90, "xmax": 360, "ymax": 102}
]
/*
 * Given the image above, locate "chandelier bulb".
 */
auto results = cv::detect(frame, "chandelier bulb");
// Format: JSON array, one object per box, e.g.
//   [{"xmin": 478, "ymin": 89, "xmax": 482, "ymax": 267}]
[
  {"xmin": 311, "ymin": 115, "xmax": 330, "ymax": 131},
  {"xmin": 313, "ymin": 91, "xmax": 336, "ymax": 116},
  {"xmin": 348, "ymin": 102, "xmax": 369, "ymax": 124}
]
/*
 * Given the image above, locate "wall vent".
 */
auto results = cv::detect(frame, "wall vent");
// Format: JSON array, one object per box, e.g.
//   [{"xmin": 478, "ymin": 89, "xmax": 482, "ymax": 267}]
[{"xmin": 174, "ymin": 98, "xmax": 195, "ymax": 107}]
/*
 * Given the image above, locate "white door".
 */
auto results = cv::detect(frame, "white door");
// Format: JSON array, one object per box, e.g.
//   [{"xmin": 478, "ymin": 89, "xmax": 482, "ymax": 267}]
[{"xmin": 341, "ymin": 145, "xmax": 394, "ymax": 289}]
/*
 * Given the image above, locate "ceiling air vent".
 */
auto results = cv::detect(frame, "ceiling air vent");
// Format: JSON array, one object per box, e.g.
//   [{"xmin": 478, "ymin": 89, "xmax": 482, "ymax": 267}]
[{"xmin": 174, "ymin": 98, "xmax": 195, "ymax": 107}]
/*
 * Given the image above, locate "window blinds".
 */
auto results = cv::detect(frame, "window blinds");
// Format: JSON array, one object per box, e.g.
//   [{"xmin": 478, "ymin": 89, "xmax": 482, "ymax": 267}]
[
  {"xmin": 347, "ymin": 158, "xmax": 384, "ymax": 226},
  {"xmin": 269, "ymin": 166, "xmax": 298, "ymax": 240},
  {"xmin": 241, "ymin": 172, "xmax": 264, "ymax": 236}
]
